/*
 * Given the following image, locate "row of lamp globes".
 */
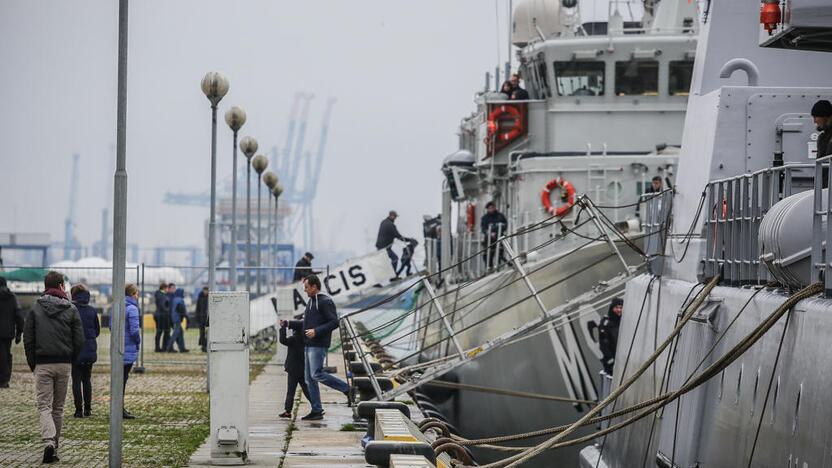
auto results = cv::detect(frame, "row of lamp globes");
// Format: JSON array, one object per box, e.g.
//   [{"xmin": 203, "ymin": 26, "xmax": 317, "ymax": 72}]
[{"xmin": 201, "ymin": 71, "xmax": 283, "ymax": 294}]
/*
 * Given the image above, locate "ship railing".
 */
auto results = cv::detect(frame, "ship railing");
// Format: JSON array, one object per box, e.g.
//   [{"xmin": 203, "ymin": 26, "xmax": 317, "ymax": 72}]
[
  {"xmin": 811, "ymin": 155, "xmax": 832, "ymax": 296},
  {"xmin": 337, "ymin": 195, "xmax": 647, "ymax": 402},
  {"xmin": 642, "ymin": 189, "xmax": 674, "ymax": 276},
  {"xmin": 702, "ymin": 162, "xmax": 815, "ymax": 286}
]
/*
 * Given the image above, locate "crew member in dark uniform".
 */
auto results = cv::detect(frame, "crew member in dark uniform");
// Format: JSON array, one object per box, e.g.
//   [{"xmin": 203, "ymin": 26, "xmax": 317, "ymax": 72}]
[
  {"xmin": 812, "ymin": 99, "xmax": 832, "ymax": 158},
  {"xmin": 599, "ymin": 297, "xmax": 623, "ymax": 375},
  {"xmin": 480, "ymin": 201, "xmax": 508, "ymax": 268}
]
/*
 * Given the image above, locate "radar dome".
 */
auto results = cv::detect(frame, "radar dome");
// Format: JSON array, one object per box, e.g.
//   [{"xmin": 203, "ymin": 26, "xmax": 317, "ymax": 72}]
[{"xmin": 512, "ymin": 0, "xmax": 564, "ymax": 47}]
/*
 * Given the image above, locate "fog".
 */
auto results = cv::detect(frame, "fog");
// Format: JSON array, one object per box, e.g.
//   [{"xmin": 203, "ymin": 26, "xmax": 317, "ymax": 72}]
[{"xmin": 0, "ymin": 0, "xmax": 615, "ymax": 264}]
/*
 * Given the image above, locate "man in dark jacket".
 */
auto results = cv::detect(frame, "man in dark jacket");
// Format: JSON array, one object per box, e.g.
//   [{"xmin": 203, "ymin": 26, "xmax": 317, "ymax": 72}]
[
  {"xmin": 598, "ymin": 297, "xmax": 623, "ymax": 375},
  {"xmin": 292, "ymin": 252, "xmax": 315, "ymax": 282},
  {"xmin": 812, "ymin": 99, "xmax": 832, "ymax": 158},
  {"xmin": 70, "ymin": 284, "xmax": 99, "ymax": 418},
  {"xmin": 196, "ymin": 287, "xmax": 208, "ymax": 352},
  {"xmin": 375, "ymin": 210, "xmax": 406, "ymax": 271},
  {"xmin": 23, "ymin": 271, "xmax": 84, "ymax": 463},
  {"xmin": 300, "ymin": 275, "xmax": 350, "ymax": 421},
  {"xmin": 278, "ymin": 319, "xmax": 311, "ymax": 418},
  {"xmin": 166, "ymin": 288, "xmax": 189, "ymax": 353},
  {"xmin": 0, "ymin": 277, "xmax": 23, "ymax": 388},
  {"xmin": 509, "ymin": 73, "xmax": 530, "ymax": 100},
  {"xmin": 481, "ymin": 201, "xmax": 508, "ymax": 268},
  {"xmin": 153, "ymin": 283, "xmax": 169, "ymax": 352}
]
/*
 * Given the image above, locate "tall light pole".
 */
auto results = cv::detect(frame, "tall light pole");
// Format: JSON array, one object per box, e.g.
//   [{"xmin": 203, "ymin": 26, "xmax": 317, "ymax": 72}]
[
  {"xmin": 272, "ymin": 183, "xmax": 283, "ymax": 286},
  {"xmin": 109, "ymin": 1, "xmax": 129, "ymax": 466},
  {"xmin": 262, "ymin": 172, "xmax": 278, "ymax": 292},
  {"xmin": 225, "ymin": 106, "xmax": 246, "ymax": 290},
  {"xmin": 251, "ymin": 154, "xmax": 269, "ymax": 295},
  {"xmin": 239, "ymin": 136, "xmax": 258, "ymax": 292},
  {"xmin": 201, "ymin": 71, "xmax": 229, "ymax": 292}
]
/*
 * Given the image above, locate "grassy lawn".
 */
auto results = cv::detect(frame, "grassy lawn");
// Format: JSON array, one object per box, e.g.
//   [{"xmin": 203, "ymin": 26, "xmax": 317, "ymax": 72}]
[{"xmin": 0, "ymin": 328, "xmax": 274, "ymax": 467}]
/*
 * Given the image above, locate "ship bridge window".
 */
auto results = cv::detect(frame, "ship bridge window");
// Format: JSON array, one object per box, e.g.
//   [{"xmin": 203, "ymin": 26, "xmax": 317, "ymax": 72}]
[
  {"xmin": 615, "ymin": 60, "xmax": 659, "ymax": 96},
  {"xmin": 553, "ymin": 61, "xmax": 605, "ymax": 96},
  {"xmin": 669, "ymin": 60, "xmax": 694, "ymax": 96}
]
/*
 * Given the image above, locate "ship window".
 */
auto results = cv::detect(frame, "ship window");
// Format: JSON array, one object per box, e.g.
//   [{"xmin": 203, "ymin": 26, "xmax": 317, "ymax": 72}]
[
  {"xmin": 553, "ymin": 61, "xmax": 605, "ymax": 96},
  {"xmin": 669, "ymin": 60, "xmax": 694, "ymax": 96},
  {"xmin": 615, "ymin": 60, "xmax": 659, "ymax": 96},
  {"xmin": 536, "ymin": 56, "xmax": 551, "ymax": 98}
]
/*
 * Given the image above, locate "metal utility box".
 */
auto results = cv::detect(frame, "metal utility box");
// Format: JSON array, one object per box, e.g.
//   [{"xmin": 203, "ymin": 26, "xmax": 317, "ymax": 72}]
[{"xmin": 209, "ymin": 291, "xmax": 249, "ymax": 464}]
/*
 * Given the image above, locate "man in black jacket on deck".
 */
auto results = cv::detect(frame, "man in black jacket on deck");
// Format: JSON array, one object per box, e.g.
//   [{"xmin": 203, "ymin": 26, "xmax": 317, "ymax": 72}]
[
  {"xmin": 300, "ymin": 275, "xmax": 350, "ymax": 421},
  {"xmin": 375, "ymin": 210, "xmax": 406, "ymax": 272},
  {"xmin": 277, "ymin": 319, "xmax": 311, "ymax": 418},
  {"xmin": 599, "ymin": 297, "xmax": 623, "ymax": 375}
]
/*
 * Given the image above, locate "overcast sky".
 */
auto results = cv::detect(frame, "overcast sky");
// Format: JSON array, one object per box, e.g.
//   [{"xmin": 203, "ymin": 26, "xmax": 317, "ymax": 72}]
[{"xmin": 0, "ymin": 0, "xmax": 613, "ymax": 265}]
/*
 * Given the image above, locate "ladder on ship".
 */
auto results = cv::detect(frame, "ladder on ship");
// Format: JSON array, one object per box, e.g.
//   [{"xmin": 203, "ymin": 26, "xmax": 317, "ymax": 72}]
[{"xmin": 340, "ymin": 196, "xmax": 651, "ymax": 402}]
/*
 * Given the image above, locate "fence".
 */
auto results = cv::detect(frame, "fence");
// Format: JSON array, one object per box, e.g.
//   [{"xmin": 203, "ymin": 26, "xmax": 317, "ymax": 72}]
[{"xmin": 702, "ymin": 163, "xmax": 815, "ymax": 286}]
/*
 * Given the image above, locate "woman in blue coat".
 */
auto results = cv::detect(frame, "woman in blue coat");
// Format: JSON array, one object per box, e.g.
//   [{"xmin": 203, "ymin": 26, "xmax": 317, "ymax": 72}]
[
  {"xmin": 70, "ymin": 284, "xmax": 99, "ymax": 418},
  {"xmin": 123, "ymin": 284, "xmax": 142, "ymax": 420}
]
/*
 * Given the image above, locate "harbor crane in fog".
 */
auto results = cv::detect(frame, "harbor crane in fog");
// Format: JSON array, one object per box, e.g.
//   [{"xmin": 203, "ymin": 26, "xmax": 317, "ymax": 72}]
[
  {"xmin": 63, "ymin": 153, "xmax": 81, "ymax": 260},
  {"xmin": 162, "ymin": 92, "xmax": 335, "ymax": 251}
]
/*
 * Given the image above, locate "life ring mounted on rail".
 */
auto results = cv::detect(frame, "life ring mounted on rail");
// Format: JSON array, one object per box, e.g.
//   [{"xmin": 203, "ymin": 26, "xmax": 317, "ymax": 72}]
[
  {"xmin": 466, "ymin": 203, "xmax": 476, "ymax": 232},
  {"xmin": 541, "ymin": 177, "xmax": 576, "ymax": 217},
  {"xmin": 487, "ymin": 105, "xmax": 524, "ymax": 142}
]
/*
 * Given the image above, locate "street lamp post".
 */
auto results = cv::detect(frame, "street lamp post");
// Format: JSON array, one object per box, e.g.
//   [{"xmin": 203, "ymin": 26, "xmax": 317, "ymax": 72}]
[
  {"xmin": 251, "ymin": 154, "xmax": 269, "ymax": 295},
  {"xmin": 201, "ymin": 71, "xmax": 229, "ymax": 292},
  {"xmin": 239, "ymin": 136, "xmax": 258, "ymax": 292},
  {"xmin": 262, "ymin": 171, "xmax": 278, "ymax": 292},
  {"xmin": 272, "ymin": 183, "xmax": 283, "ymax": 285},
  {"xmin": 224, "ymin": 106, "xmax": 246, "ymax": 291}
]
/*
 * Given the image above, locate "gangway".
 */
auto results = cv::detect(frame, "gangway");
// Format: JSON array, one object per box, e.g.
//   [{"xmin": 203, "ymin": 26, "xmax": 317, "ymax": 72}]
[{"xmin": 339, "ymin": 195, "xmax": 664, "ymax": 402}]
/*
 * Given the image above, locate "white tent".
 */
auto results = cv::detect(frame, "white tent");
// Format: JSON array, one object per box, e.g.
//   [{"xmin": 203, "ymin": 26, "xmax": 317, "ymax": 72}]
[{"xmin": 50, "ymin": 257, "xmax": 185, "ymax": 286}]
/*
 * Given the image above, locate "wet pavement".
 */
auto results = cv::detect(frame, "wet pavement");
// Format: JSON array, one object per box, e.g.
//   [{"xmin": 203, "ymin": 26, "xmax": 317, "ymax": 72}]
[{"xmin": 188, "ymin": 352, "xmax": 371, "ymax": 467}]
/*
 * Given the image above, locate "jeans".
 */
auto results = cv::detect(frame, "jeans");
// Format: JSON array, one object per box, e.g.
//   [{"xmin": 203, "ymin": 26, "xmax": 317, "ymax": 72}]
[
  {"xmin": 0, "ymin": 338, "xmax": 12, "ymax": 384},
  {"xmin": 385, "ymin": 247, "xmax": 399, "ymax": 273},
  {"xmin": 166, "ymin": 320, "xmax": 186, "ymax": 351},
  {"xmin": 71, "ymin": 362, "xmax": 93, "ymax": 413},
  {"xmin": 285, "ymin": 371, "xmax": 311, "ymax": 413},
  {"xmin": 304, "ymin": 346, "xmax": 349, "ymax": 413},
  {"xmin": 35, "ymin": 363, "xmax": 71, "ymax": 449}
]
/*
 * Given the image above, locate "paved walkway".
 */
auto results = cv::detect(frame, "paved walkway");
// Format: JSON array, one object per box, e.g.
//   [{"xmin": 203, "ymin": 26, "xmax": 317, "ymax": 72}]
[{"xmin": 189, "ymin": 352, "xmax": 369, "ymax": 467}]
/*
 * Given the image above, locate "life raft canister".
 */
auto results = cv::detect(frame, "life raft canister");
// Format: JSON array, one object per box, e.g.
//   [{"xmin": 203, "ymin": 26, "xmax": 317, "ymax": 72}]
[
  {"xmin": 541, "ymin": 177, "xmax": 576, "ymax": 217},
  {"xmin": 487, "ymin": 105, "xmax": 524, "ymax": 142},
  {"xmin": 466, "ymin": 203, "xmax": 476, "ymax": 232}
]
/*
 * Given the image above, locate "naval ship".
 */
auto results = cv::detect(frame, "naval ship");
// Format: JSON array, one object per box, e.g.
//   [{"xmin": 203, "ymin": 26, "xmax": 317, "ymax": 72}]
[
  {"xmin": 568, "ymin": 0, "xmax": 832, "ymax": 467},
  {"xmin": 342, "ymin": 0, "xmax": 702, "ymax": 466}
]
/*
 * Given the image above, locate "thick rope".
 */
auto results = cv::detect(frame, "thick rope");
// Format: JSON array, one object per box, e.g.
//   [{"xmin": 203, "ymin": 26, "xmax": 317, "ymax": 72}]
[{"xmin": 456, "ymin": 282, "xmax": 822, "ymax": 467}]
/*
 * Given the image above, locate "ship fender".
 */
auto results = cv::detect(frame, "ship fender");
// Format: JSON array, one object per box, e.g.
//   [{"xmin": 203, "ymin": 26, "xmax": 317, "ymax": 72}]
[{"xmin": 541, "ymin": 177, "xmax": 577, "ymax": 216}]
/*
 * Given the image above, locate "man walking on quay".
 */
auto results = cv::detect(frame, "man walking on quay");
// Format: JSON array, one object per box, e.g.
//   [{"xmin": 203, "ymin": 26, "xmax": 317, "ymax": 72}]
[
  {"xmin": 0, "ymin": 277, "xmax": 23, "ymax": 388},
  {"xmin": 196, "ymin": 286, "xmax": 209, "ymax": 353},
  {"xmin": 23, "ymin": 271, "xmax": 84, "ymax": 464},
  {"xmin": 154, "ymin": 282, "xmax": 170, "ymax": 352},
  {"xmin": 300, "ymin": 275, "xmax": 350, "ymax": 421}
]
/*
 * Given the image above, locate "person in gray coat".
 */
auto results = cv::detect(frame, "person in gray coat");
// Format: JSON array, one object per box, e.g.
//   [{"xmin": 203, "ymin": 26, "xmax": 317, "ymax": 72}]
[{"xmin": 23, "ymin": 271, "xmax": 84, "ymax": 464}]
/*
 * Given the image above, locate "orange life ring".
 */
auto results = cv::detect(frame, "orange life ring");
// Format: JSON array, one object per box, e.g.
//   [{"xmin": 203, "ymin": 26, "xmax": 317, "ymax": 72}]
[
  {"xmin": 466, "ymin": 203, "xmax": 476, "ymax": 232},
  {"xmin": 541, "ymin": 177, "xmax": 576, "ymax": 217},
  {"xmin": 488, "ymin": 105, "xmax": 524, "ymax": 142}
]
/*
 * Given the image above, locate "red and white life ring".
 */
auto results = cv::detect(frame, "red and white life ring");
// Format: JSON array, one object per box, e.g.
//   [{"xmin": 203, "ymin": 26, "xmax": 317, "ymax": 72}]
[
  {"xmin": 487, "ymin": 105, "xmax": 524, "ymax": 142},
  {"xmin": 541, "ymin": 177, "xmax": 576, "ymax": 217}
]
